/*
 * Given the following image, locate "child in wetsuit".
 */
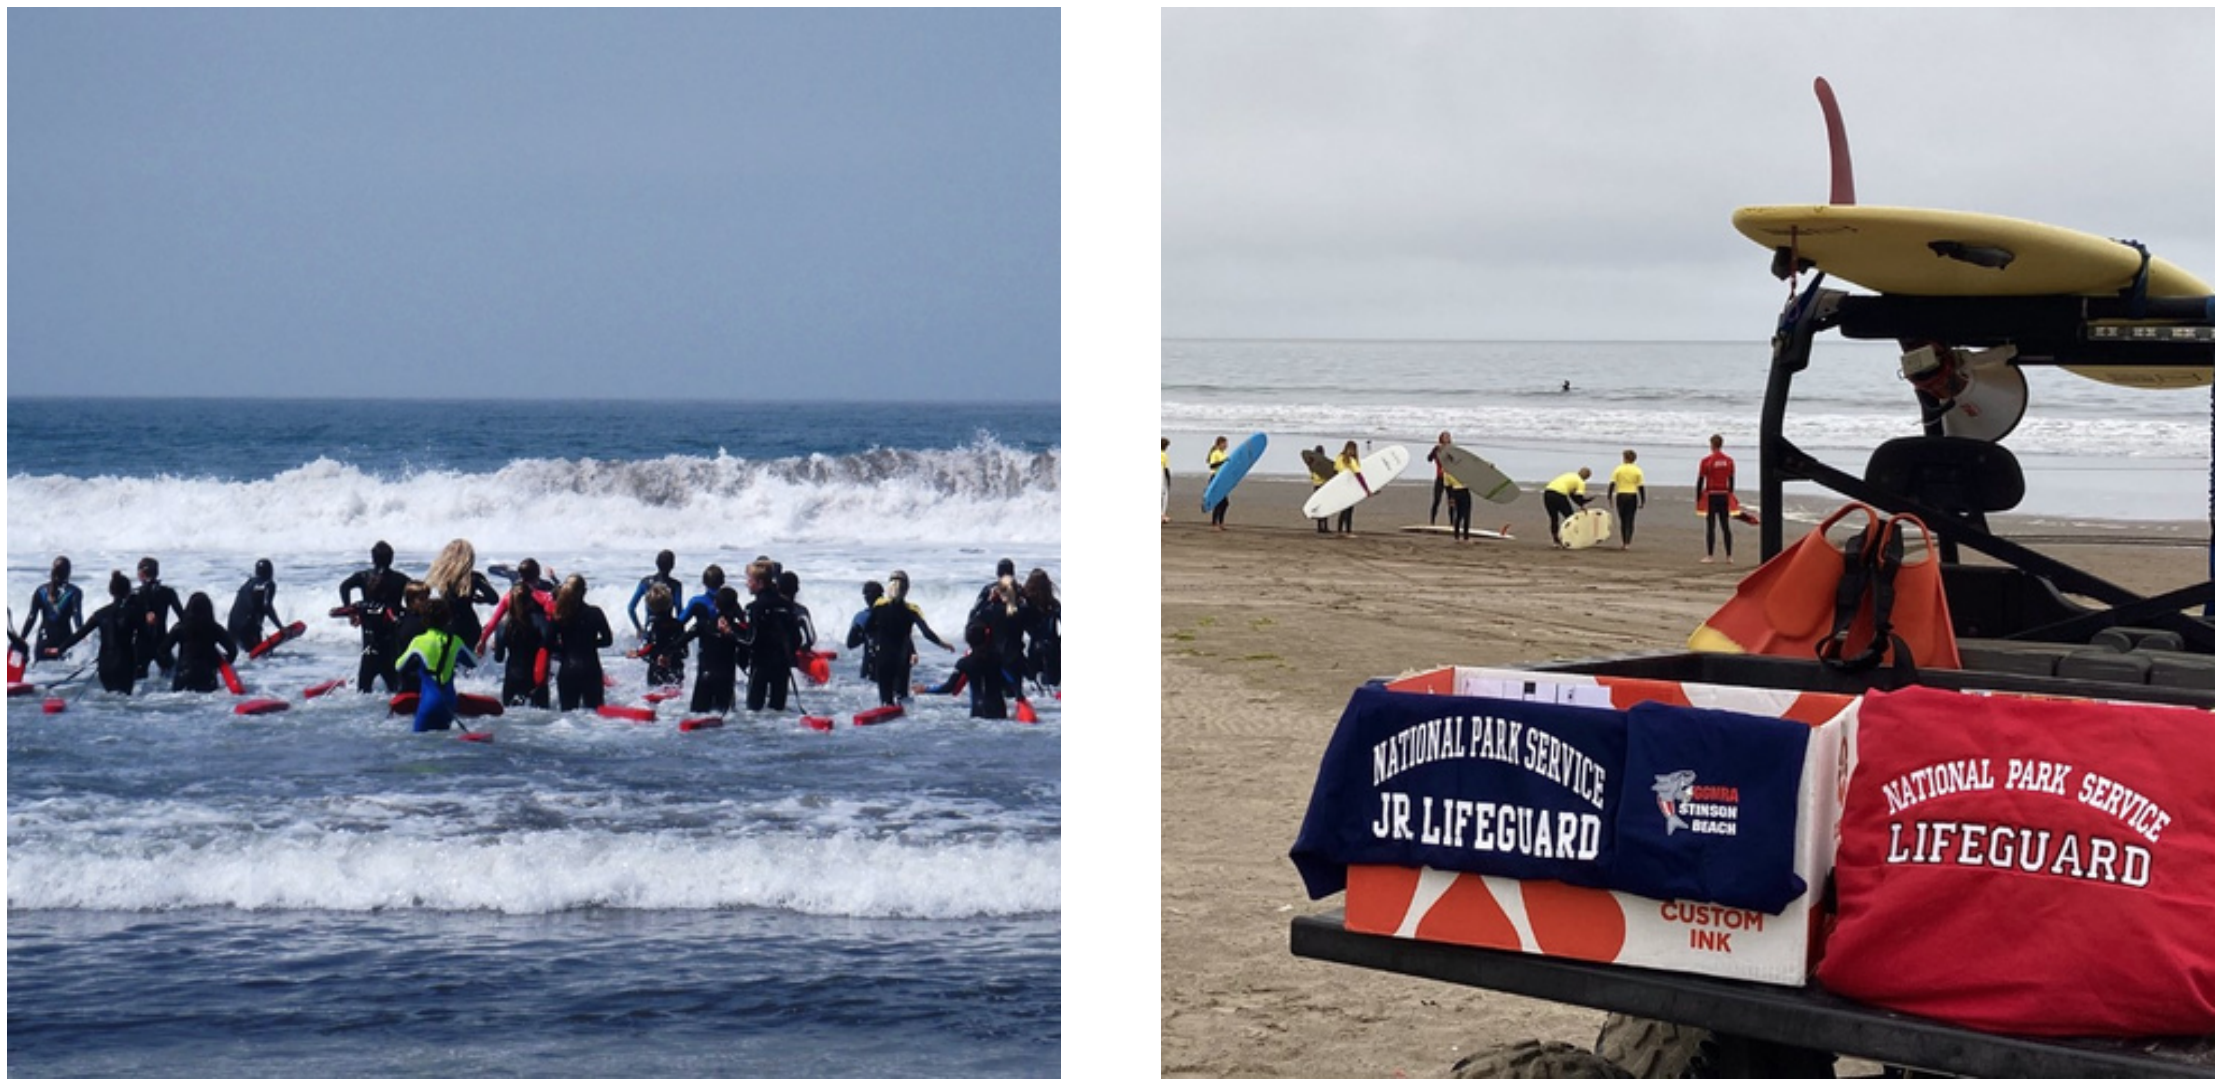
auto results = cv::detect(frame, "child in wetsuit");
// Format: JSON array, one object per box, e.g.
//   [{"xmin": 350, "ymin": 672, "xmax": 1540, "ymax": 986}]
[
  {"xmin": 56, "ymin": 571, "xmax": 139, "ymax": 695},
  {"xmin": 549, "ymin": 575, "xmax": 613, "ymax": 711},
  {"xmin": 684, "ymin": 586, "xmax": 743, "ymax": 714},
  {"xmin": 396, "ymin": 597, "xmax": 477, "ymax": 732},
  {"xmin": 636, "ymin": 584, "xmax": 690, "ymax": 690},
  {"xmin": 491, "ymin": 582, "xmax": 552, "ymax": 708},
  {"xmin": 163, "ymin": 592, "xmax": 238, "ymax": 694}
]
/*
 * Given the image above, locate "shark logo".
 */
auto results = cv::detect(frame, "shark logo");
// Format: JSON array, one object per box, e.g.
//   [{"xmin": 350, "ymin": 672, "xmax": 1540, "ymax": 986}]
[{"xmin": 1653, "ymin": 770, "xmax": 1696, "ymax": 835}]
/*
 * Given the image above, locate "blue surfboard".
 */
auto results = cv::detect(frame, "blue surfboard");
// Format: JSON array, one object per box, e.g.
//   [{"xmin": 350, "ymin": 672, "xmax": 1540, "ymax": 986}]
[{"xmin": 1200, "ymin": 433, "xmax": 1269, "ymax": 512}]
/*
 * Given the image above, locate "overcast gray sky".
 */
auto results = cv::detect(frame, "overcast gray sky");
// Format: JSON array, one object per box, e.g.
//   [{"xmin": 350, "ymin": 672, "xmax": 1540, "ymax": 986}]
[
  {"xmin": 8, "ymin": 8, "xmax": 1059, "ymax": 400},
  {"xmin": 1164, "ymin": 8, "xmax": 2215, "ymax": 341}
]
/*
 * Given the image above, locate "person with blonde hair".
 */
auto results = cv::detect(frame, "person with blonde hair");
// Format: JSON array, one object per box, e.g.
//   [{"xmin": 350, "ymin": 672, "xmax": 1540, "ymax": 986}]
[
  {"xmin": 864, "ymin": 570, "xmax": 954, "ymax": 706},
  {"xmin": 424, "ymin": 539, "xmax": 500, "ymax": 646}
]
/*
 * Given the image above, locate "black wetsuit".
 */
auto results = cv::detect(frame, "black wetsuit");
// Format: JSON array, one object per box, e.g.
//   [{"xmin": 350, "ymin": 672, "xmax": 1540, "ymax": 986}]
[
  {"xmin": 683, "ymin": 613, "xmax": 741, "ymax": 714},
  {"xmin": 21, "ymin": 581, "xmax": 84, "ymax": 661},
  {"xmin": 227, "ymin": 575, "xmax": 281, "ymax": 651},
  {"xmin": 847, "ymin": 607, "xmax": 878, "ymax": 680},
  {"xmin": 339, "ymin": 564, "xmax": 410, "ymax": 693},
  {"xmin": 865, "ymin": 598, "xmax": 943, "ymax": 706},
  {"xmin": 492, "ymin": 608, "xmax": 553, "ymax": 708},
  {"xmin": 58, "ymin": 600, "xmax": 138, "ymax": 695},
  {"xmin": 126, "ymin": 580, "xmax": 185, "ymax": 679},
  {"xmin": 442, "ymin": 572, "xmax": 502, "ymax": 649},
  {"xmin": 1024, "ymin": 597, "xmax": 1061, "ymax": 688},
  {"xmin": 969, "ymin": 596, "xmax": 1031, "ymax": 689},
  {"xmin": 640, "ymin": 614, "xmax": 690, "ymax": 689},
  {"xmin": 549, "ymin": 605, "xmax": 613, "ymax": 711},
  {"xmin": 163, "ymin": 616, "xmax": 237, "ymax": 694},
  {"xmin": 924, "ymin": 650, "xmax": 1008, "ymax": 720},
  {"xmin": 742, "ymin": 586, "xmax": 799, "ymax": 712},
  {"xmin": 628, "ymin": 572, "xmax": 684, "ymax": 634}
]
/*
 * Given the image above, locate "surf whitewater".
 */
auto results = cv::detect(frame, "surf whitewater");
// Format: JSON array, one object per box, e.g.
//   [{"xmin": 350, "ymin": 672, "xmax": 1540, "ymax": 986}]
[{"xmin": 6, "ymin": 397, "xmax": 1061, "ymax": 1079}]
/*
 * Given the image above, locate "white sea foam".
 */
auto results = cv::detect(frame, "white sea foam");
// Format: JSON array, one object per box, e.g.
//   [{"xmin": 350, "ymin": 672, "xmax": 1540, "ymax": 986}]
[
  {"xmin": 7, "ymin": 440, "xmax": 1061, "ymax": 557},
  {"xmin": 8, "ymin": 796, "xmax": 1059, "ymax": 917}
]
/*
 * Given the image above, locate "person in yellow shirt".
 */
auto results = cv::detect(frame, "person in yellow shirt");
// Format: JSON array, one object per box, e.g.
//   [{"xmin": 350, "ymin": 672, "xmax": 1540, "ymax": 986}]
[
  {"xmin": 1205, "ymin": 436, "xmax": 1231, "ymax": 530},
  {"xmin": 1543, "ymin": 467, "xmax": 1592, "ymax": 547},
  {"xmin": 1305, "ymin": 445, "xmax": 1335, "ymax": 533},
  {"xmin": 1609, "ymin": 449, "xmax": 1646, "ymax": 550},
  {"xmin": 1161, "ymin": 437, "xmax": 1172, "ymax": 523},
  {"xmin": 1332, "ymin": 441, "xmax": 1363, "ymax": 535}
]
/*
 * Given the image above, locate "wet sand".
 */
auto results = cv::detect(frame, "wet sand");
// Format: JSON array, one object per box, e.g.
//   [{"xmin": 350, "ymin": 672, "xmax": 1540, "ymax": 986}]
[{"xmin": 1158, "ymin": 474, "xmax": 2211, "ymax": 1077}]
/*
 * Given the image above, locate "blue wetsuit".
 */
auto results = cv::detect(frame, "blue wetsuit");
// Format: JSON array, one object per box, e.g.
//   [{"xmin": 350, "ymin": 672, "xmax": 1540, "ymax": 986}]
[{"xmin": 397, "ymin": 628, "xmax": 477, "ymax": 732}]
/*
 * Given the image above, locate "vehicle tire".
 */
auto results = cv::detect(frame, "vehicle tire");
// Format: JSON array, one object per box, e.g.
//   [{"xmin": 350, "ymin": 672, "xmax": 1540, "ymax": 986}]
[
  {"xmin": 1449, "ymin": 1039, "xmax": 1634, "ymax": 1078},
  {"xmin": 1594, "ymin": 1013, "xmax": 1837, "ymax": 1078}
]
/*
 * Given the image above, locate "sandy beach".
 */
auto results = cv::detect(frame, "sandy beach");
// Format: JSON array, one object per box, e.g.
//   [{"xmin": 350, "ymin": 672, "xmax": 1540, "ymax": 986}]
[{"xmin": 1158, "ymin": 472, "xmax": 2212, "ymax": 1078}]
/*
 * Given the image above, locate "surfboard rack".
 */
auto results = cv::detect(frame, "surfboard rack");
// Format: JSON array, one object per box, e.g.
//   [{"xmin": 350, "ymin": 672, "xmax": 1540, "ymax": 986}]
[{"xmin": 1756, "ymin": 278, "xmax": 2214, "ymax": 653}]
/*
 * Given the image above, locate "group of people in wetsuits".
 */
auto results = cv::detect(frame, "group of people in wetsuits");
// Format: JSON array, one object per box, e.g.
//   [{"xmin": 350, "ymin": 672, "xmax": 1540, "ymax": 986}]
[
  {"xmin": 16, "ymin": 542, "xmax": 1062, "ymax": 727},
  {"xmin": 10, "ymin": 555, "xmax": 281, "ymax": 696}
]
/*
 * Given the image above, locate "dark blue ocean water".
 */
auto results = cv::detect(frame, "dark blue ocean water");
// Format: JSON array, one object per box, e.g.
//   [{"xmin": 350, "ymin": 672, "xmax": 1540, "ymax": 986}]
[{"xmin": 7, "ymin": 397, "xmax": 1062, "ymax": 1078}]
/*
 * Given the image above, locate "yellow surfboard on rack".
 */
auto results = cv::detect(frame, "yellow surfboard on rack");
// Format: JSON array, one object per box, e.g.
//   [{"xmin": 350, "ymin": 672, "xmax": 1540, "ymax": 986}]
[{"xmin": 1731, "ymin": 205, "xmax": 2212, "ymax": 389}]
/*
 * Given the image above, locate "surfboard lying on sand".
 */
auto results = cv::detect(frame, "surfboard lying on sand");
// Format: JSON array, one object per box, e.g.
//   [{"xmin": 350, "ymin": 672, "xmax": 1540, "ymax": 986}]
[
  {"xmin": 1200, "ymin": 433, "xmax": 1269, "ymax": 513},
  {"xmin": 1398, "ymin": 524, "xmax": 1514, "ymax": 540},
  {"xmin": 1302, "ymin": 445, "xmax": 1412, "ymax": 520},
  {"xmin": 1432, "ymin": 444, "xmax": 1521, "ymax": 503},
  {"xmin": 1559, "ymin": 507, "xmax": 1614, "ymax": 550}
]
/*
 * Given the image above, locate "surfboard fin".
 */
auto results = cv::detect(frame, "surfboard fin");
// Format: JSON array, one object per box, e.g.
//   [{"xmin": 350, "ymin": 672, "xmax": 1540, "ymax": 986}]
[{"xmin": 1815, "ymin": 76, "xmax": 1855, "ymax": 205}]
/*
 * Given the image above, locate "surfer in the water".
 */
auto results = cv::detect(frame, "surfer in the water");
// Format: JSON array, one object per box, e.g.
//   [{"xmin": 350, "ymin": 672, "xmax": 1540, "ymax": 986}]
[
  {"xmin": 163, "ymin": 592, "xmax": 238, "ymax": 694},
  {"xmin": 1698, "ymin": 434, "xmax": 1737, "ymax": 565},
  {"xmin": 627, "ymin": 550, "xmax": 685, "ymax": 637},
  {"xmin": 743, "ymin": 561, "xmax": 800, "ymax": 712},
  {"xmin": 18, "ymin": 556, "xmax": 83, "ymax": 662},
  {"xmin": 549, "ymin": 574, "xmax": 613, "ymax": 711},
  {"xmin": 491, "ymin": 580, "xmax": 553, "ymax": 708},
  {"xmin": 1206, "ymin": 436, "xmax": 1232, "ymax": 530},
  {"xmin": 396, "ymin": 596, "xmax": 477, "ymax": 732},
  {"xmin": 55, "ymin": 571, "xmax": 139, "ymax": 695},
  {"xmin": 684, "ymin": 585, "xmax": 743, "ymax": 714},
  {"xmin": 677, "ymin": 564, "xmax": 726, "ymax": 631},
  {"xmin": 1543, "ymin": 468, "xmax": 1593, "ymax": 547},
  {"xmin": 339, "ymin": 541, "xmax": 410, "ymax": 693},
  {"xmin": 425, "ymin": 539, "xmax": 500, "ymax": 649},
  {"xmin": 847, "ymin": 579, "xmax": 885, "ymax": 681},
  {"xmin": 128, "ymin": 557, "xmax": 186, "ymax": 680},
  {"xmin": 1333, "ymin": 441, "xmax": 1363, "ymax": 535},
  {"xmin": 226, "ymin": 559, "xmax": 282, "ymax": 652},
  {"xmin": 1611, "ymin": 449, "xmax": 1647, "ymax": 550},
  {"xmin": 866, "ymin": 571, "xmax": 954, "ymax": 705},
  {"xmin": 914, "ymin": 622, "xmax": 1009, "ymax": 720}
]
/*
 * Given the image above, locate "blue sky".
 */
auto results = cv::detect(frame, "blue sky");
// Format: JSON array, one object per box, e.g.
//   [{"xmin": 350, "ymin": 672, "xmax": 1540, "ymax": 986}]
[{"xmin": 8, "ymin": 8, "xmax": 1060, "ymax": 400}]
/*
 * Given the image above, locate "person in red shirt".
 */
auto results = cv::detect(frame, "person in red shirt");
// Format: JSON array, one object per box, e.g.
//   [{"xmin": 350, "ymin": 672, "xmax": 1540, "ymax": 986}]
[{"xmin": 1696, "ymin": 434, "xmax": 1737, "ymax": 565}]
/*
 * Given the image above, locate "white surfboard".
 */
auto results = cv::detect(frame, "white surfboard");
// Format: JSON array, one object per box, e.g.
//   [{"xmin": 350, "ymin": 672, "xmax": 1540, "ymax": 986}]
[
  {"xmin": 1432, "ymin": 444, "xmax": 1521, "ymax": 504},
  {"xmin": 1559, "ymin": 507, "xmax": 1613, "ymax": 550},
  {"xmin": 1302, "ymin": 445, "xmax": 1412, "ymax": 520},
  {"xmin": 1398, "ymin": 524, "xmax": 1514, "ymax": 541}
]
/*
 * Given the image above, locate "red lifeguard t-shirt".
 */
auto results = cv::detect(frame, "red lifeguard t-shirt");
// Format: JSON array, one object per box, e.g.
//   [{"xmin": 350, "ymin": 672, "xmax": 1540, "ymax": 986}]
[{"xmin": 1697, "ymin": 451, "xmax": 1735, "ymax": 495}]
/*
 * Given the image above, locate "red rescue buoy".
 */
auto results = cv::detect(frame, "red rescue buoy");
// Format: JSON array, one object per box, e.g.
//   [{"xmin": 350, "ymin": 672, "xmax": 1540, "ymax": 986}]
[
  {"xmin": 852, "ymin": 705, "xmax": 904, "ymax": 726},
  {"xmin": 234, "ymin": 698, "xmax": 290, "ymax": 716},
  {"xmin": 597, "ymin": 704, "xmax": 656, "ymax": 723},
  {"xmin": 1015, "ymin": 697, "xmax": 1038, "ymax": 724},
  {"xmin": 302, "ymin": 679, "xmax": 346, "ymax": 699},
  {"xmin": 458, "ymin": 731, "xmax": 495, "ymax": 743},
  {"xmin": 680, "ymin": 716, "xmax": 726, "ymax": 732},
  {"xmin": 42, "ymin": 697, "xmax": 65, "ymax": 714},
  {"xmin": 8, "ymin": 681, "xmax": 35, "ymax": 697},
  {"xmin": 800, "ymin": 715, "xmax": 834, "ymax": 732},
  {"xmin": 644, "ymin": 687, "xmax": 683, "ymax": 704}
]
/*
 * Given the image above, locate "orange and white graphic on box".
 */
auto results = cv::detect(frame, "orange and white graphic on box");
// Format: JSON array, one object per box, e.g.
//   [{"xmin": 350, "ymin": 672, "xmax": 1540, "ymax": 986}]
[
  {"xmin": 1384, "ymin": 666, "xmax": 1854, "ymax": 726},
  {"xmin": 1343, "ymin": 864, "xmax": 1823, "ymax": 985}
]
